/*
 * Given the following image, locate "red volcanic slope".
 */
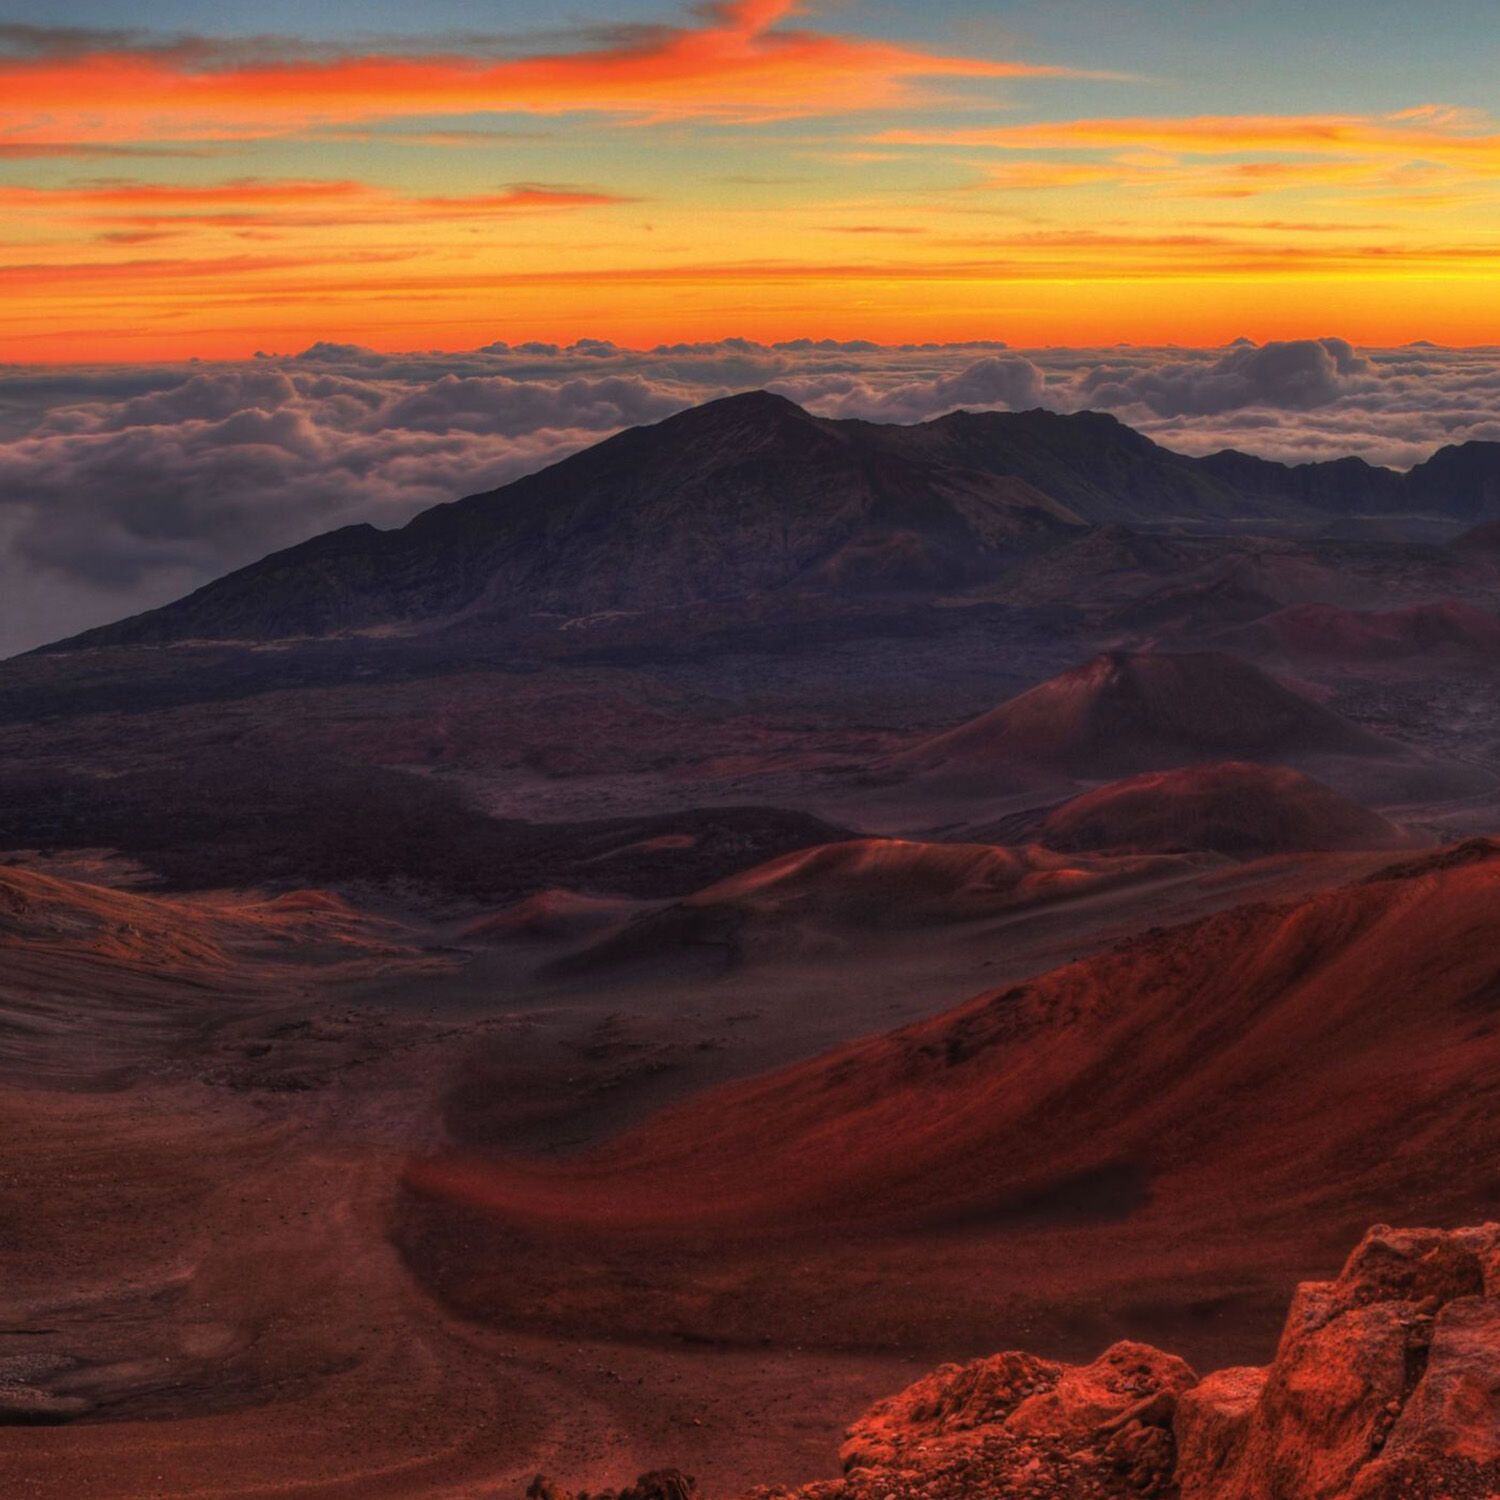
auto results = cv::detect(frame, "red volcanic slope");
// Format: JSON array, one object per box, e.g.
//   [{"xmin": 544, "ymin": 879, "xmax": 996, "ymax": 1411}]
[
  {"xmin": 0, "ymin": 866, "xmax": 387, "ymax": 972},
  {"xmin": 463, "ymin": 888, "xmax": 635, "ymax": 944},
  {"xmin": 682, "ymin": 838, "xmax": 1200, "ymax": 927},
  {"xmin": 892, "ymin": 651, "xmax": 1389, "ymax": 788},
  {"xmin": 1039, "ymin": 762, "xmax": 1408, "ymax": 858},
  {"xmin": 544, "ymin": 838, "xmax": 1205, "ymax": 975},
  {"xmin": 1211, "ymin": 599, "xmax": 1500, "ymax": 663},
  {"xmin": 415, "ymin": 840, "xmax": 1500, "ymax": 1237}
]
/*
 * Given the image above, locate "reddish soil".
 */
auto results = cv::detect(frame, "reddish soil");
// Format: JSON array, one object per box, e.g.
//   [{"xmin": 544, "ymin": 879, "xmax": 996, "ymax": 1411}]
[
  {"xmin": 3, "ymin": 842, "xmax": 1458, "ymax": 1500},
  {"xmin": 892, "ymin": 651, "xmax": 1392, "ymax": 790},
  {"xmin": 546, "ymin": 839, "xmax": 1212, "ymax": 975},
  {"xmin": 1037, "ymin": 762, "xmax": 1410, "ymax": 857},
  {"xmin": 403, "ymin": 843, "xmax": 1500, "ymax": 1383}
]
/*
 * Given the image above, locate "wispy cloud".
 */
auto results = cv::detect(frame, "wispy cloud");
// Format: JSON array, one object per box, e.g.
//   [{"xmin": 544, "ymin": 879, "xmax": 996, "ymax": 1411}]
[
  {"xmin": 876, "ymin": 108, "xmax": 1500, "ymax": 167},
  {"xmin": 876, "ymin": 109, "xmax": 1500, "ymax": 200},
  {"xmin": 0, "ymin": 140, "xmax": 216, "ymax": 159},
  {"xmin": 0, "ymin": 177, "xmax": 635, "ymax": 234},
  {"xmin": 0, "ymin": 0, "xmax": 1103, "ymax": 142}
]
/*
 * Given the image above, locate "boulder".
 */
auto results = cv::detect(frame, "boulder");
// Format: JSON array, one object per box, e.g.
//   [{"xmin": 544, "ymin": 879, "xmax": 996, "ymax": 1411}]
[
  {"xmin": 1177, "ymin": 1223, "xmax": 1500, "ymax": 1500},
  {"xmin": 1173, "ymin": 1366, "xmax": 1267, "ymax": 1492}
]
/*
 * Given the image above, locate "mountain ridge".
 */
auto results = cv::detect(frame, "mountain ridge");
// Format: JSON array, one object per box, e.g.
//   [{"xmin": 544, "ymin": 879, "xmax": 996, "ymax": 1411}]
[{"xmin": 41, "ymin": 391, "xmax": 1500, "ymax": 651}]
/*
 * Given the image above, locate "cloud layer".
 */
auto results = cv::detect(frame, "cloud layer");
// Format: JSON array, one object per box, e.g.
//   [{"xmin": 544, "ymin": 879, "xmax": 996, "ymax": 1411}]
[{"xmin": 3, "ymin": 337, "xmax": 1499, "ymax": 656}]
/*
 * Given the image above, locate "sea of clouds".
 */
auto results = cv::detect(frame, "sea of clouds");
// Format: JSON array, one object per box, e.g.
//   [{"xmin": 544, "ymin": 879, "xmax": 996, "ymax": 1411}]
[{"xmin": 2, "ymin": 335, "xmax": 1499, "ymax": 657}]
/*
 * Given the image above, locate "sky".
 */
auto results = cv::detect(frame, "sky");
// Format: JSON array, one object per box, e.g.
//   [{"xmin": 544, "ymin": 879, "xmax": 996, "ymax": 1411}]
[{"xmin": 2, "ymin": 0, "xmax": 1500, "ymax": 358}]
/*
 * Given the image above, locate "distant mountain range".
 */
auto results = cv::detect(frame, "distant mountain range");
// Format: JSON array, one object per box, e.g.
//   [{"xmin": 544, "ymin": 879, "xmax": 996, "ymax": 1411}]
[{"xmin": 47, "ymin": 391, "xmax": 1500, "ymax": 650}]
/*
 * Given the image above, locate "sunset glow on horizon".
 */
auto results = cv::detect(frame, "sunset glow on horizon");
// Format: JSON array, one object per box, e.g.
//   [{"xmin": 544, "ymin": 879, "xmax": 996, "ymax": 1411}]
[{"xmin": 4, "ymin": 0, "xmax": 1500, "ymax": 360}]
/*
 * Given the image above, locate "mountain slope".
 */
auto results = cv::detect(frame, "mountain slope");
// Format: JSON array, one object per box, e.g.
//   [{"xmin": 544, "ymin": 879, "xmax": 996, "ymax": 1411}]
[
  {"xmin": 50, "ymin": 393, "xmax": 1086, "ymax": 647},
  {"xmin": 545, "ymin": 838, "xmax": 1205, "ymax": 974},
  {"xmin": 403, "ymin": 840, "xmax": 1500, "ymax": 1357},
  {"xmin": 863, "ymin": 406, "xmax": 1249, "ymax": 525},
  {"xmin": 893, "ymin": 650, "xmax": 1392, "ymax": 786},
  {"xmin": 1037, "ymin": 762, "xmax": 1408, "ymax": 856}
]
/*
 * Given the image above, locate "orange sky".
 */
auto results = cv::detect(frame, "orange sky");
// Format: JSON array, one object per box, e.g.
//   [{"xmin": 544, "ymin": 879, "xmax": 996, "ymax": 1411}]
[{"xmin": 4, "ymin": 0, "xmax": 1499, "ymax": 360}]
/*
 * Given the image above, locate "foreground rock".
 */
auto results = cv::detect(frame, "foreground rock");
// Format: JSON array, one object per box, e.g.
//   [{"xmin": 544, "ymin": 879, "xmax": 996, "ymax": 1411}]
[
  {"xmin": 528, "ymin": 1223, "xmax": 1500, "ymax": 1499},
  {"xmin": 1177, "ymin": 1223, "xmax": 1500, "ymax": 1500}
]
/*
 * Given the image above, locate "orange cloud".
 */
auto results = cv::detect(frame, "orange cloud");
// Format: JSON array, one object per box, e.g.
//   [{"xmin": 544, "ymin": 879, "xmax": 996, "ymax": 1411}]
[
  {"xmin": 975, "ymin": 157, "xmax": 1390, "ymax": 198},
  {"xmin": 0, "ymin": 178, "xmax": 634, "ymax": 234},
  {"xmin": 0, "ymin": 141, "xmax": 213, "ymax": 159},
  {"xmin": 0, "ymin": 249, "xmax": 417, "ymax": 294},
  {"xmin": 0, "ymin": 0, "xmax": 1103, "ymax": 142},
  {"xmin": 0, "ymin": 179, "xmax": 369, "ymax": 208},
  {"xmin": 16, "ymin": 237, "xmax": 1500, "ymax": 307},
  {"xmin": 887, "ymin": 110, "xmax": 1500, "ymax": 202},
  {"xmin": 878, "ymin": 109, "xmax": 1500, "ymax": 172}
]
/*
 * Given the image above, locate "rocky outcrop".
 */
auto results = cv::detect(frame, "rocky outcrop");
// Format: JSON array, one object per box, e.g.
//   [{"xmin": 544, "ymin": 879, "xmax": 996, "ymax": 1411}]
[
  {"xmin": 1175, "ymin": 1223, "xmax": 1500, "ymax": 1500},
  {"xmin": 824, "ymin": 1341, "xmax": 1196, "ymax": 1498},
  {"xmin": 525, "ymin": 1224, "xmax": 1500, "ymax": 1499}
]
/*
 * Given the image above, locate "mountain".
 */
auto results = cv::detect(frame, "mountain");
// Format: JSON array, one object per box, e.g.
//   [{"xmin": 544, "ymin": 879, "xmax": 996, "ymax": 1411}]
[
  {"xmin": 49, "ymin": 393, "xmax": 1087, "ymax": 648},
  {"xmin": 43, "ymin": 394, "xmax": 1500, "ymax": 651},
  {"xmin": 860, "ymin": 405, "xmax": 1251, "ymax": 525},
  {"xmin": 1207, "ymin": 599, "xmax": 1500, "ymax": 665},
  {"xmin": 1199, "ymin": 440, "xmax": 1500, "ymax": 525},
  {"xmin": 892, "ymin": 650, "xmax": 1392, "ymax": 787},
  {"xmin": 1037, "ymin": 762, "xmax": 1408, "ymax": 857},
  {"xmin": 1194, "ymin": 446, "xmax": 1404, "ymax": 515},
  {"xmin": 1404, "ymin": 440, "xmax": 1500, "ymax": 519}
]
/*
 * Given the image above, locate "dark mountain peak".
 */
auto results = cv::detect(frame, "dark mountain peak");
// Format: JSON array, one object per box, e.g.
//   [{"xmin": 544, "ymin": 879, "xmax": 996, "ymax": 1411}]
[
  {"xmin": 1203, "ymin": 446, "xmax": 1384, "ymax": 479},
  {"xmin": 1415, "ymin": 437, "xmax": 1500, "ymax": 465},
  {"xmin": 680, "ymin": 389, "xmax": 813, "ymax": 422},
  {"xmin": 618, "ymin": 388, "xmax": 825, "ymax": 454}
]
